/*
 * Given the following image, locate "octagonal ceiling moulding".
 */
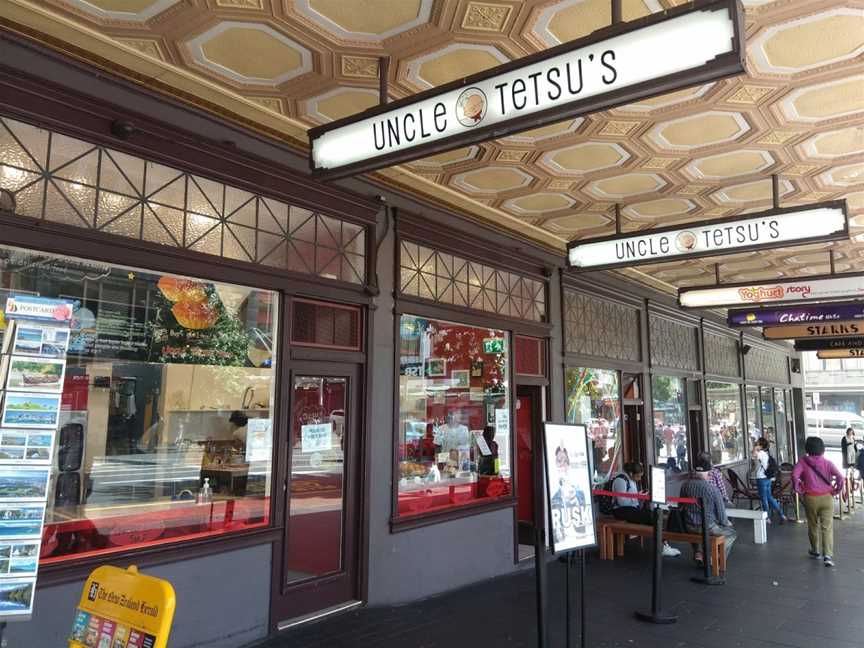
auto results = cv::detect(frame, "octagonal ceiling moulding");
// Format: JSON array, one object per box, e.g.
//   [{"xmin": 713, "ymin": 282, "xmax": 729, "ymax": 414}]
[
  {"xmin": 779, "ymin": 76, "xmax": 864, "ymax": 123},
  {"xmin": 405, "ymin": 42, "xmax": 509, "ymax": 90},
  {"xmin": 186, "ymin": 22, "xmax": 313, "ymax": 86},
  {"xmin": 801, "ymin": 126, "xmax": 864, "ymax": 159},
  {"xmin": 303, "ymin": 87, "xmax": 379, "ymax": 123},
  {"xmin": 503, "ymin": 192, "xmax": 575, "ymax": 216},
  {"xmin": 585, "ymin": 172, "xmax": 666, "ymax": 200},
  {"xmin": 499, "ymin": 119, "xmax": 584, "ymax": 144},
  {"xmin": 451, "ymin": 166, "xmax": 535, "ymax": 194},
  {"xmin": 818, "ymin": 162, "xmax": 864, "ymax": 188},
  {"xmin": 623, "ymin": 198, "xmax": 696, "ymax": 222},
  {"xmin": 647, "ymin": 111, "xmax": 751, "ymax": 151},
  {"xmin": 64, "ymin": 0, "xmax": 181, "ymax": 22},
  {"xmin": 711, "ymin": 178, "xmax": 795, "ymax": 204},
  {"xmin": 529, "ymin": 0, "xmax": 661, "ymax": 48},
  {"xmin": 293, "ymin": 0, "xmax": 434, "ymax": 43},
  {"xmin": 410, "ymin": 146, "xmax": 482, "ymax": 168},
  {"xmin": 539, "ymin": 142, "xmax": 631, "ymax": 176},
  {"xmin": 749, "ymin": 7, "xmax": 864, "ymax": 75},
  {"xmin": 543, "ymin": 212, "xmax": 611, "ymax": 237},
  {"xmin": 615, "ymin": 83, "xmax": 716, "ymax": 114},
  {"xmin": 684, "ymin": 149, "xmax": 776, "ymax": 181}
]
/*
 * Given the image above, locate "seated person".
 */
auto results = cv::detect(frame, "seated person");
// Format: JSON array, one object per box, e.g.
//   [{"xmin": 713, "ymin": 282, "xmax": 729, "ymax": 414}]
[
  {"xmin": 680, "ymin": 460, "xmax": 737, "ymax": 566},
  {"xmin": 611, "ymin": 462, "xmax": 679, "ymax": 557},
  {"xmin": 696, "ymin": 451, "xmax": 731, "ymax": 503}
]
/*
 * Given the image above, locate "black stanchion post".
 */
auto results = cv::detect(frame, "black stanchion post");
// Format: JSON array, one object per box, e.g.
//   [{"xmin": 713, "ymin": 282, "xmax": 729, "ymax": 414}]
[
  {"xmin": 691, "ymin": 496, "xmax": 725, "ymax": 586},
  {"xmin": 579, "ymin": 549, "xmax": 587, "ymax": 648},
  {"xmin": 635, "ymin": 505, "xmax": 678, "ymax": 624},
  {"xmin": 565, "ymin": 551, "xmax": 572, "ymax": 648}
]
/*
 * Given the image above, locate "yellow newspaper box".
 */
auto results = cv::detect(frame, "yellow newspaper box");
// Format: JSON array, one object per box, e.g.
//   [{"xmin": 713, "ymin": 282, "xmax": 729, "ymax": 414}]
[{"xmin": 68, "ymin": 565, "xmax": 175, "ymax": 648}]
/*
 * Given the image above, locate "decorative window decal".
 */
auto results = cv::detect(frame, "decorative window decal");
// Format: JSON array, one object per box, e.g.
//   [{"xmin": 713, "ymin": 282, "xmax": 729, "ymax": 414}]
[
  {"xmin": 399, "ymin": 241, "xmax": 546, "ymax": 322},
  {"xmin": 0, "ymin": 115, "xmax": 366, "ymax": 284}
]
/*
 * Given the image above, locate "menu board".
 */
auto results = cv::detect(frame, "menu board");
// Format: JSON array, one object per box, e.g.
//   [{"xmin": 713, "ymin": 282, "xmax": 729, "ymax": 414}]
[{"xmin": 0, "ymin": 296, "xmax": 73, "ymax": 620}]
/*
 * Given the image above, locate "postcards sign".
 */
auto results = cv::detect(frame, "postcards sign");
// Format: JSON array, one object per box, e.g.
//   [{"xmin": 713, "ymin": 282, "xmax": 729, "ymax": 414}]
[
  {"xmin": 568, "ymin": 201, "xmax": 847, "ymax": 270},
  {"xmin": 795, "ymin": 336, "xmax": 864, "ymax": 352},
  {"xmin": 309, "ymin": 0, "xmax": 744, "ymax": 177},
  {"xmin": 728, "ymin": 302, "xmax": 864, "ymax": 328},
  {"xmin": 679, "ymin": 272, "xmax": 864, "ymax": 309},
  {"xmin": 4, "ymin": 296, "xmax": 73, "ymax": 323}
]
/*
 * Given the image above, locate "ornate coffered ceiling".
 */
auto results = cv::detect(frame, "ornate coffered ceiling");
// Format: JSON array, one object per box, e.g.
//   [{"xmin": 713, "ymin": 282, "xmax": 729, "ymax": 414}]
[{"xmin": 1, "ymin": 0, "xmax": 863, "ymax": 295}]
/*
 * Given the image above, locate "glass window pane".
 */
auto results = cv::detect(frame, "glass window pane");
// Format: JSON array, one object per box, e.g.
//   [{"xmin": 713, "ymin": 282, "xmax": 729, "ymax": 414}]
[
  {"xmin": 286, "ymin": 376, "xmax": 346, "ymax": 582},
  {"xmin": 0, "ymin": 245, "xmax": 277, "ymax": 565},
  {"xmin": 706, "ymin": 381, "xmax": 744, "ymax": 465},
  {"xmin": 774, "ymin": 390, "xmax": 789, "ymax": 464},
  {"xmin": 761, "ymin": 387, "xmax": 776, "ymax": 449},
  {"xmin": 746, "ymin": 385, "xmax": 761, "ymax": 447},
  {"xmin": 397, "ymin": 315, "xmax": 511, "ymax": 518},
  {"xmin": 566, "ymin": 368, "xmax": 620, "ymax": 485},
  {"xmin": 652, "ymin": 375, "xmax": 688, "ymax": 472}
]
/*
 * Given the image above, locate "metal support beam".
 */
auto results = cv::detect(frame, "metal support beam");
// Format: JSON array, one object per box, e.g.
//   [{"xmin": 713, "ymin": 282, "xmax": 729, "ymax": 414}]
[
  {"xmin": 611, "ymin": 0, "xmax": 623, "ymax": 25},
  {"xmin": 615, "ymin": 203, "xmax": 622, "ymax": 235},
  {"xmin": 829, "ymin": 249, "xmax": 836, "ymax": 275},
  {"xmin": 715, "ymin": 263, "xmax": 721, "ymax": 285},
  {"xmin": 772, "ymin": 174, "xmax": 780, "ymax": 209},
  {"xmin": 378, "ymin": 57, "xmax": 389, "ymax": 106}
]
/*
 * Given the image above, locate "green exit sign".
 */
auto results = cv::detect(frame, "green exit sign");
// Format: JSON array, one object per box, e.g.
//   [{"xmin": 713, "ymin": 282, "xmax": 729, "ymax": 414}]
[{"xmin": 483, "ymin": 338, "xmax": 505, "ymax": 354}]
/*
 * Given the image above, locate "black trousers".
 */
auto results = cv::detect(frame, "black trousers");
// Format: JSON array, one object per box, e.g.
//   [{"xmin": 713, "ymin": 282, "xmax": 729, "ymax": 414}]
[{"xmin": 612, "ymin": 506, "xmax": 652, "ymax": 526}]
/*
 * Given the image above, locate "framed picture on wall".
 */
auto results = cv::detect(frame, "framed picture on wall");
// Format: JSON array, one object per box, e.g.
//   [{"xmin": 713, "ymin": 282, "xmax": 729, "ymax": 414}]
[
  {"xmin": 425, "ymin": 358, "xmax": 446, "ymax": 377},
  {"xmin": 543, "ymin": 423, "xmax": 596, "ymax": 553},
  {"xmin": 451, "ymin": 370, "xmax": 470, "ymax": 389}
]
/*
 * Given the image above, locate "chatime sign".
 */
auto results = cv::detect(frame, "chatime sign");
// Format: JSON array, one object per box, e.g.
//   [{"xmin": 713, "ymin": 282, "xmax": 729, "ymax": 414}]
[
  {"xmin": 728, "ymin": 301, "xmax": 864, "ymax": 327},
  {"xmin": 309, "ymin": 1, "xmax": 744, "ymax": 177},
  {"xmin": 763, "ymin": 321, "xmax": 864, "ymax": 340},
  {"xmin": 569, "ymin": 201, "xmax": 847, "ymax": 270}
]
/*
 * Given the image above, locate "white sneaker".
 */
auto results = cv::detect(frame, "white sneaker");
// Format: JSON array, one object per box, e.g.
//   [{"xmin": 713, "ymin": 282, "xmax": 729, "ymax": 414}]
[{"xmin": 662, "ymin": 543, "xmax": 681, "ymax": 557}]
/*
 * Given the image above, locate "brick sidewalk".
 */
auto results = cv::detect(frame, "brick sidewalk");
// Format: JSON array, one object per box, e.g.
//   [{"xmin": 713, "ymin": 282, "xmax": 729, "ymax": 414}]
[{"xmin": 254, "ymin": 506, "xmax": 864, "ymax": 648}]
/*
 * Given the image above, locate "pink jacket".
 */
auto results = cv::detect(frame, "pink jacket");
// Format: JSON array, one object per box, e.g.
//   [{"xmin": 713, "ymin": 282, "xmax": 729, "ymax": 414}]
[{"xmin": 792, "ymin": 455, "xmax": 844, "ymax": 496}]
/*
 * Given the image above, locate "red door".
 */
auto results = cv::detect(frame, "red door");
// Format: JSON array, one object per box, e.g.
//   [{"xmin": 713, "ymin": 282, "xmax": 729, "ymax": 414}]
[{"xmin": 516, "ymin": 386, "xmax": 541, "ymax": 544}]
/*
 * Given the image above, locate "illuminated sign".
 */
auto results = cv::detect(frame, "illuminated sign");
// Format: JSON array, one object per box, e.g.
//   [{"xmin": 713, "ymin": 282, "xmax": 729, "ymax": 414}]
[
  {"xmin": 679, "ymin": 271, "xmax": 864, "ymax": 309},
  {"xmin": 728, "ymin": 301, "xmax": 864, "ymax": 327},
  {"xmin": 817, "ymin": 349, "xmax": 864, "ymax": 359},
  {"xmin": 309, "ymin": 0, "xmax": 744, "ymax": 177},
  {"xmin": 483, "ymin": 338, "xmax": 505, "ymax": 354},
  {"xmin": 794, "ymin": 336, "xmax": 864, "ymax": 352},
  {"xmin": 763, "ymin": 321, "xmax": 864, "ymax": 340},
  {"xmin": 568, "ymin": 201, "xmax": 847, "ymax": 270}
]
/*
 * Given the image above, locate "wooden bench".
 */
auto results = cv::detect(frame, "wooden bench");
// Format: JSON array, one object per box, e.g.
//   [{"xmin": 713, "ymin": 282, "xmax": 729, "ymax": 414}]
[{"xmin": 597, "ymin": 519, "xmax": 727, "ymax": 577}]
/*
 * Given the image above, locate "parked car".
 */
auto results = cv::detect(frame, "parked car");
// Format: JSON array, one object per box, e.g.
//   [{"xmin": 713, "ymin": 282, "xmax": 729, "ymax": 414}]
[{"xmin": 805, "ymin": 410, "xmax": 864, "ymax": 447}]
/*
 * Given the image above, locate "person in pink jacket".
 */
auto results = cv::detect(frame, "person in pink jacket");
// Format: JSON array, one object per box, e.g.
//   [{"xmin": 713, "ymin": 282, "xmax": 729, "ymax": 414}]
[{"xmin": 792, "ymin": 437, "xmax": 845, "ymax": 567}]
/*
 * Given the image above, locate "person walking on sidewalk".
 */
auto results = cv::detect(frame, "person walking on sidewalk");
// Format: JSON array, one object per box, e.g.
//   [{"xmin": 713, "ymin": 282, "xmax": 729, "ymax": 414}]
[
  {"xmin": 752, "ymin": 437, "xmax": 787, "ymax": 524},
  {"xmin": 680, "ymin": 464, "xmax": 737, "ymax": 566},
  {"xmin": 793, "ymin": 437, "xmax": 845, "ymax": 567}
]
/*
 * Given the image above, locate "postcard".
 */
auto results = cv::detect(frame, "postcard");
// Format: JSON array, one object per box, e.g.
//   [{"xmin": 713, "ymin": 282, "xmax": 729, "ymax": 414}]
[
  {"xmin": 0, "ymin": 503, "xmax": 45, "ymax": 539},
  {"xmin": 6, "ymin": 356, "xmax": 66, "ymax": 393},
  {"xmin": 0, "ymin": 429, "xmax": 54, "ymax": 465},
  {"xmin": 12, "ymin": 325, "xmax": 70, "ymax": 359},
  {"xmin": 1, "ymin": 393, "xmax": 61, "ymax": 428},
  {"xmin": 0, "ymin": 577, "xmax": 35, "ymax": 616},
  {"xmin": 0, "ymin": 468, "xmax": 50, "ymax": 501}
]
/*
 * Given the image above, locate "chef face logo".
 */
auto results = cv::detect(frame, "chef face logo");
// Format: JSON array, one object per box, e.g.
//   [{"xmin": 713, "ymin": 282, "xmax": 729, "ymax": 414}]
[
  {"xmin": 456, "ymin": 88, "xmax": 487, "ymax": 127},
  {"xmin": 675, "ymin": 230, "xmax": 697, "ymax": 253}
]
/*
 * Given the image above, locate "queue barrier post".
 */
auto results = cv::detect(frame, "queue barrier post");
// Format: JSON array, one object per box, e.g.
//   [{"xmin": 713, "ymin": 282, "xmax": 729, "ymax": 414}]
[
  {"xmin": 634, "ymin": 504, "xmax": 677, "ymax": 624},
  {"xmin": 691, "ymin": 496, "xmax": 725, "ymax": 586}
]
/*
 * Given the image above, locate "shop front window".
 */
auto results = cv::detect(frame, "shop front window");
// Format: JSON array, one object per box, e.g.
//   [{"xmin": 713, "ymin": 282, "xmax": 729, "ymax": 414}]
[
  {"xmin": 397, "ymin": 315, "xmax": 511, "ymax": 518},
  {"xmin": 761, "ymin": 387, "xmax": 776, "ymax": 449},
  {"xmin": 745, "ymin": 385, "xmax": 761, "ymax": 445},
  {"xmin": 565, "ymin": 368, "xmax": 620, "ymax": 485},
  {"xmin": 706, "ymin": 382, "xmax": 744, "ymax": 465},
  {"xmin": 775, "ymin": 390, "xmax": 789, "ymax": 465},
  {"xmin": 652, "ymin": 375, "xmax": 688, "ymax": 472},
  {"xmin": 0, "ymin": 245, "xmax": 277, "ymax": 563}
]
